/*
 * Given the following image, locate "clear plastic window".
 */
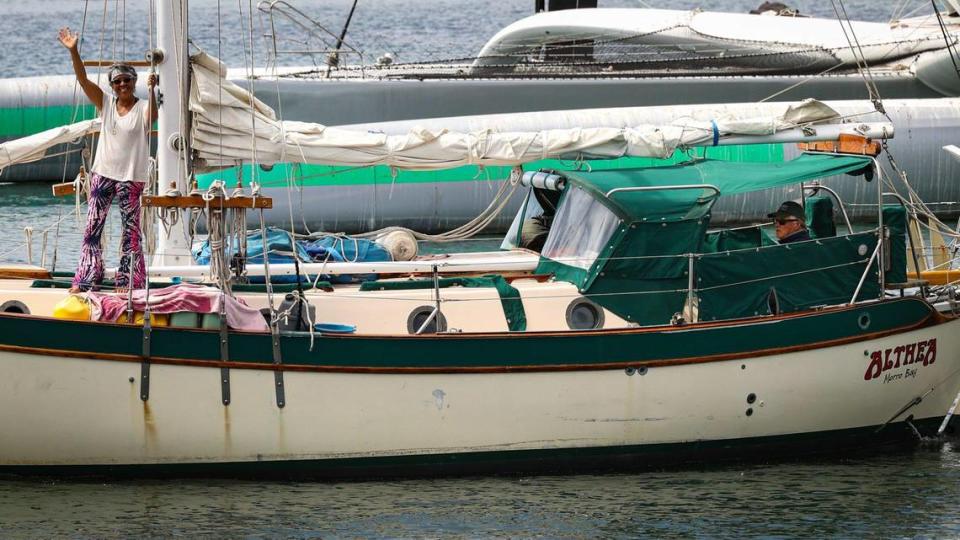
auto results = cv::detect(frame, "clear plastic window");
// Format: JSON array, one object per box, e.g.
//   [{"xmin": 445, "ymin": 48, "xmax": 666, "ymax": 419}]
[
  {"xmin": 500, "ymin": 189, "xmax": 543, "ymax": 250},
  {"xmin": 541, "ymin": 186, "xmax": 620, "ymax": 270}
]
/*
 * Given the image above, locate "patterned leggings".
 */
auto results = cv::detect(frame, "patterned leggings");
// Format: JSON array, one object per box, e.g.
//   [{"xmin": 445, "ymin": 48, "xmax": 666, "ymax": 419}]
[{"xmin": 72, "ymin": 174, "xmax": 146, "ymax": 291}]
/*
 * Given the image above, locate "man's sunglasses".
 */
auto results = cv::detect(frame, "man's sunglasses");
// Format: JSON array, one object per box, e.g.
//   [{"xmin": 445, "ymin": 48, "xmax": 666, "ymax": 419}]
[{"xmin": 775, "ymin": 218, "xmax": 800, "ymax": 225}]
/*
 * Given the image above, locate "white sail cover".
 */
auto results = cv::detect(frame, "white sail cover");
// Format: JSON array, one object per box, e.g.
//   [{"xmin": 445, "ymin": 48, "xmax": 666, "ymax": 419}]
[
  {"xmin": 0, "ymin": 53, "xmax": 842, "ymax": 174},
  {"xmin": 0, "ymin": 119, "xmax": 98, "ymax": 172},
  {"xmin": 188, "ymin": 53, "xmax": 840, "ymax": 171}
]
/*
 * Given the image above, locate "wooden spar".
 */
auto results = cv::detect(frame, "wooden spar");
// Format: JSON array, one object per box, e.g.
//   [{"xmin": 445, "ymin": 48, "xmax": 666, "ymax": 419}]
[
  {"xmin": 141, "ymin": 194, "xmax": 273, "ymax": 209},
  {"xmin": 82, "ymin": 60, "xmax": 151, "ymax": 67},
  {"xmin": 797, "ymin": 133, "xmax": 882, "ymax": 156}
]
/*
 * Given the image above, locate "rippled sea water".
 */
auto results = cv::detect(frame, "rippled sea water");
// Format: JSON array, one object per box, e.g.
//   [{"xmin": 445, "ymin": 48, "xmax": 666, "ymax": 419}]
[
  {"xmin": 0, "ymin": 1, "xmax": 954, "ymax": 538},
  {"xmin": 4, "ymin": 445, "xmax": 960, "ymax": 537}
]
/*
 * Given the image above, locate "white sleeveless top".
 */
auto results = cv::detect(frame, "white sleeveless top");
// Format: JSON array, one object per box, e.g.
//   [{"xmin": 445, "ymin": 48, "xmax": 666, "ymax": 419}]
[{"xmin": 91, "ymin": 94, "xmax": 149, "ymax": 183}]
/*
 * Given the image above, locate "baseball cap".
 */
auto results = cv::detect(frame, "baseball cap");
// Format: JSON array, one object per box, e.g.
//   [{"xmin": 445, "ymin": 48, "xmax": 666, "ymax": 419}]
[{"xmin": 767, "ymin": 201, "xmax": 805, "ymax": 221}]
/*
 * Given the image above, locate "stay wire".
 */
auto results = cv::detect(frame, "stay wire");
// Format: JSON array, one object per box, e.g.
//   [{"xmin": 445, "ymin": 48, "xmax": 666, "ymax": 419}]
[
  {"xmin": 931, "ymin": 0, "xmax": 960, "ymax": 84},
  {"xmin": 829, "ymin": 0, "xmax": 888, "ymax": 118}
]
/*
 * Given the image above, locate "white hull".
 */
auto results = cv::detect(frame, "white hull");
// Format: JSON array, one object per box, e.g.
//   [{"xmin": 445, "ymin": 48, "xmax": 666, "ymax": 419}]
[
  {"xmin": 0, "ymin": 305, "xmax": 957, "ymax": 475},
  {"xmin": 475, "ymin": 9, "xmax": 954, "ymax": 71}
]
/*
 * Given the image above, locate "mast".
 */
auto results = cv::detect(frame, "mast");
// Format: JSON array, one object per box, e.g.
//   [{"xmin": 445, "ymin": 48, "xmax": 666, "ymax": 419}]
[{"xmin": 154, "ymin": 0, "xmax": 192, "ymax": 266}]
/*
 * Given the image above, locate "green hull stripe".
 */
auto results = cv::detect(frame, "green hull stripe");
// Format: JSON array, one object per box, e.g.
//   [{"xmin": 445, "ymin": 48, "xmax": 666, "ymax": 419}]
[
  {"xmin": 0, "ymin": 105, "xmax": 97, "ymax": 137},
  {"xmin": 195, "ymin": 145, "xmax": 786, "ymax": 189},
  {"xmin": 0, "ymin": 297, "xmax": 935, "ymax": 369},
  {"xmin": 0, "ymin": 417, "xmax": 942, "ymax": 479}
]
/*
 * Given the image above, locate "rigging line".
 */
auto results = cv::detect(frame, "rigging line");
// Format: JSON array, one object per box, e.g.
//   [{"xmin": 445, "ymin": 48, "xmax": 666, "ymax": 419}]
[
  {"xmin": 70, "ymin": 0, "xmax": 93, "ymax": 124},
  {"xmin": 906, "ymin": 2, "xmax": 937, "ymax": 20},
  {"xmin": 758, "ymin": 62, "xmax": 847, "ymax": 103},
  {"xmin": 215, "ymin": 0, "xmax": 225, "ymax": 194},
  {"xmin": 142, "ymin": 0, "xmax": 158, "ymax": 257},
  {"xmin": 73, "ymin": 0, "xmax": 112, "ymax": 232},
  {"xmin": 874, "ymin": 158, "xmax": 960, "ymax": 248},
  {"xmin": 112, "ymin": 0, "xmax": 120, "ymax": 63},
  {"xmin": 327, "ymin": 0, "xmax": 360, "ymax": 77},
  {"xmin": 248, "ymin": 0, "xmax": 262, "ymax": 189},
  {"xmin": 259, "ymin": 6, "xmax": 299, "ymax": 237},
  {"xmin": 179, "ymin": 0, "xmax": 191, "ymax": 194},
  {"xmin": 892, "ymin": 0, "xmax": 932, "ymax": 22},
  {"xmin": 94, "ymin": 0, "xmax": 110, "ymax": 116},
  {"xmin": 257, "ymin": 3, "xmax": 277, "ymax": 72},
  {"xmin": 62, "ymin": 0, "xmax": 96, "ymax": 213},
  {"xmin": 931, "ymin": 0, "xmax": 960, "ymax": 84},
  {"xmin": 890, "ymin": 0, "xmax": 908, "ymax": 21},
  {"xmin": 235, "ymin": 0, "xmax": 260, "ymax": 191},
  {"xmin": 830, "ymin": 0, "xmax": 888, "ymax": 117}
]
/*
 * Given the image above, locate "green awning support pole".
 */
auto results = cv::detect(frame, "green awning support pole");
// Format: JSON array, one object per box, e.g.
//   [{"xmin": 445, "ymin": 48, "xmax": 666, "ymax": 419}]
[
  {"xmin": 806, "ymin": 182, "xmax": 854, "ymax": 234},
  {"xmin": 874, "ymin": 157, "xmax": 886, "ymax": 295},
  {"xmin": 415, "ymin": 264, "xmax": 443, "ymax": 335},
  {"xmin": 686, "ymin": 253, "xmax": 696, "ymax": 323},
  {"xmin": 851, "ymin": 241, "xmax": 882, "ymax": 305}
]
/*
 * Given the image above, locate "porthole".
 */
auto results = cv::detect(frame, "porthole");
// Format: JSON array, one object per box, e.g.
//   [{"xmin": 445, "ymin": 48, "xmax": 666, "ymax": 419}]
[
  {"xmin": 565, "ymin": 298, "xmax": 605, "ymax": 330},
  {"xmin": 858, "ymin": 313, "xmax": 871, "ymax": 330},
  {"xmin": 0, "ymin": 300, "xmax": 29, "ymax": 315},
  {"xmin": 407, "ymin": 306, "xmax": 447, "ymax": 334}
]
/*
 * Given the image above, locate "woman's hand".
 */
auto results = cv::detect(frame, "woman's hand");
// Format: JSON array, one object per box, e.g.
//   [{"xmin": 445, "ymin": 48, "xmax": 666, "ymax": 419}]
[
  {"xmin": 59, "ymin": 26, "xmax": 103, "ymax": 109},
  {"xmin": 147, "ymin": 73, "xmax": 158, "ymax": 89},
  {"xmin": 58, "ymin": 27, "xmax": 79, "ymax": 50}
]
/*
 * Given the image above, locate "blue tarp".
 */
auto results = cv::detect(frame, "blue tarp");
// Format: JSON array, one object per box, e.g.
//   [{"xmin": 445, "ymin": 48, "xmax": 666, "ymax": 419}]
[
  {"xmin": 193, "ymin": 229, "xmax": 393, "ymax": 283},
  {"xmin": 301, "ymin": 236, "xmax": 392, "ymax": 283}
]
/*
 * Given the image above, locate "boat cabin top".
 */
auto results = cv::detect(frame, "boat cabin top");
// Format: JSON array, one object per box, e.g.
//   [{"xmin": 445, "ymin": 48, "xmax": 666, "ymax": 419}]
[{"xmin": 510, "ymin": 152, "xmax": 902, "ymax": 326}]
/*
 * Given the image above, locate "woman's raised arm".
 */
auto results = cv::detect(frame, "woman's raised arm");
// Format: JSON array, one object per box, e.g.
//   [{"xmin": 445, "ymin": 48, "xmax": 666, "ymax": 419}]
[{"xmin": 58, "ymin": 27, "xmax": 104, "ymax": 110}]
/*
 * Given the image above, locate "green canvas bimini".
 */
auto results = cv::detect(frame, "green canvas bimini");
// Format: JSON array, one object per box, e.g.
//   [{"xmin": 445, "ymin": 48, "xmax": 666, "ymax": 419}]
[{"xmin": 534, "ymin": 153, "xmax": 878, "ymax": 326}]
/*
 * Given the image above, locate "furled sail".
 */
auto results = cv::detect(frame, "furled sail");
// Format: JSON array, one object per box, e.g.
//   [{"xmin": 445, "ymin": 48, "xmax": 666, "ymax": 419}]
[
  {"xmin": 0, "ymin": 119, "xmax": 97, "ymax": 172},
  {"xmin": 188, "ymin": 52, "xmax": 841, "ymax": 171},
  {"xmin": 0, "ymin": 52, "xmax": 845, "ymax": 175}
]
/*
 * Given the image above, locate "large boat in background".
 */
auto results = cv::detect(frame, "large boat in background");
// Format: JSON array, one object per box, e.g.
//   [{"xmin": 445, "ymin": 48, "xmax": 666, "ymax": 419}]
[{"xmin": 2, "ymin": 2, "xmax": 960, "ymax": 233}]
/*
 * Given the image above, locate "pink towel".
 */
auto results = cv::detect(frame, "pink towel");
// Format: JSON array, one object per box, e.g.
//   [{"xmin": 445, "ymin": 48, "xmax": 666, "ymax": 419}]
[{"xmin": 87, "ymin": 283, "xmax": 269, "ymax": 332}]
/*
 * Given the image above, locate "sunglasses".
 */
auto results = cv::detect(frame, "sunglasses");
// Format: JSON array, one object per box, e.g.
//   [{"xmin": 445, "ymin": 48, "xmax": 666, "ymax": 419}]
[
  {"xmin": 111, "ymin": 77, "xmax": 134, "ymax": 85},
  {"xmin": 775, "ymin": 218, "xmax": 800, "ymax": 225}
]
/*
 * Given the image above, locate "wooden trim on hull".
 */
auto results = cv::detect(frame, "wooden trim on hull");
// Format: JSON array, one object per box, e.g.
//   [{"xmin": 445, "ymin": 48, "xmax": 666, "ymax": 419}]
[{"xmin": 0, "ymin": 417, "xmax": 946, "ymax": 480}]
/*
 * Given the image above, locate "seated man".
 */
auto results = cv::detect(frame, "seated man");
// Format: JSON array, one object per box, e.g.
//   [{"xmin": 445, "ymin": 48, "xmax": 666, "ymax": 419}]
[{"xmin": 768, "ymin": 201, "xmax": 811, "ymax": 244}]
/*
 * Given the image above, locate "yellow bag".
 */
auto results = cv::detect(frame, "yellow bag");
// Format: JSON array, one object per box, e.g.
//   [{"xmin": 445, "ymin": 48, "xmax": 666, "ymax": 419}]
[
  {"xmin": 116, "ymin": 311, "xmax": 169, "ymax": 326},
  {"xmin": 52, "ymin": 295, "xmax": 91, "ymax": 321}
]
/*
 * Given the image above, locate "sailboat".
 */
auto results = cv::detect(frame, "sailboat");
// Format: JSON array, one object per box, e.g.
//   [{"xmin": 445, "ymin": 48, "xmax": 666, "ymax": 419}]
[{"xmin": 0, "ymin": 1, "xmax": 956, "ymax": 478}]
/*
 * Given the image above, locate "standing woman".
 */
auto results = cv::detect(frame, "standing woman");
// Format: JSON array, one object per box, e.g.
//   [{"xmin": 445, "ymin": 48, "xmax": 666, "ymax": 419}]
[{"xmin": 59, "ymin": 27, "xmax": 157, "ymax": 292}]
